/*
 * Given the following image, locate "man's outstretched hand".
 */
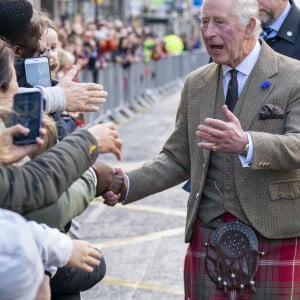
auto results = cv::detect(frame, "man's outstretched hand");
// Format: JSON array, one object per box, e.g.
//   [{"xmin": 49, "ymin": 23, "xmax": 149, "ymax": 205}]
[{"xmin": 102, "ymin": 168, "xmax": 128, "ymax": 206}]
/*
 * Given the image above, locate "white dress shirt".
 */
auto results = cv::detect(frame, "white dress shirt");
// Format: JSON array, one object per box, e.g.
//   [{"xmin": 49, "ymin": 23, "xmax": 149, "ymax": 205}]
[{"xmin": 222, "ymin": 41, "xmax": 262, "ymax": 167}]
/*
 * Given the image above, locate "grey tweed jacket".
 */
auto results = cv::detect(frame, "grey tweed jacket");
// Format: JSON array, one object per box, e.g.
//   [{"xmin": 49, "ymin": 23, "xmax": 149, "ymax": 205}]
[{"xmin": 125, "ymin": 41, "xmax": 300, "ymax": 242}]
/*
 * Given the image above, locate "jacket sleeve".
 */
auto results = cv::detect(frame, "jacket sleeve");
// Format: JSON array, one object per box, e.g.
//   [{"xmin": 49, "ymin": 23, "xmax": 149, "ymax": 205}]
[
  {"xmin": 0, "ymin": 129, "xmax": 99, "ymax": 214},
  {"xmin": 27, "ymin": 221, "xmax": 73, "ymax": 268},
  {"xmin": 25, "ymin": 170, "xmax": 96, "ymax": 230},
  {"xmin": 125, "ymin": 82, "xmax": 190, "ymax": 203}
]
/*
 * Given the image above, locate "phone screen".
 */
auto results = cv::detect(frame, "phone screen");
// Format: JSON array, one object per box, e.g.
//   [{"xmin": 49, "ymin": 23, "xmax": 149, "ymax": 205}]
[
  {"xmin": 12, "ymin": 91, "xmax": 43, "ymax": 145},
  {"xmin": 24, "ymin": 57, "xmax": 51, "ymax": 87}
]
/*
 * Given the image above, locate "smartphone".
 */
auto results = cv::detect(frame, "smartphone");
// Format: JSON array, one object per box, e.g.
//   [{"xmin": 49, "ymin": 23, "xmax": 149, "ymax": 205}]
[
  {"xmin": 12, "ymin": 91, "xmax": 43, "ymax": 145},
  {"xmin": 24, "ymin": 56, "xmax": 51, "ymax": 87}
]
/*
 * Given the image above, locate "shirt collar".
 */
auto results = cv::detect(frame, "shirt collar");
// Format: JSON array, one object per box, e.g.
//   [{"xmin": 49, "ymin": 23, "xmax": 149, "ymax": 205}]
[
  {"xmin": 222, "ymin": 41, "xmax": 261, "ymax": 77},
  {"xmin": 268, "ymin": 1, "xmax": 291, "ymax": 32}
]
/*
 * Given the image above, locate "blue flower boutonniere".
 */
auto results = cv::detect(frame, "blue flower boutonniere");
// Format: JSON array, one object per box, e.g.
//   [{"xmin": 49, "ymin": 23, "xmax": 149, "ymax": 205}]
[{"xmin": 260, "ymin": 80, "xmax": 271, "ymax": 89}]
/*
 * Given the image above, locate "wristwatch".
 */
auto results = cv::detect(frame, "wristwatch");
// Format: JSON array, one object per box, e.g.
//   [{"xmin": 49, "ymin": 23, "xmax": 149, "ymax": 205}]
[{"xmin": 240, "ymin": 143, "xmax": 249, "ymax": 156}]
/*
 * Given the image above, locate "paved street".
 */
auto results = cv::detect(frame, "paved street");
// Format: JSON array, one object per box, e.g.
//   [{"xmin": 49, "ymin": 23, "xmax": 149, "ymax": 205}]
[{"xmin": 75, "ymin": 86, "xmax": 189, "ymax": 300}]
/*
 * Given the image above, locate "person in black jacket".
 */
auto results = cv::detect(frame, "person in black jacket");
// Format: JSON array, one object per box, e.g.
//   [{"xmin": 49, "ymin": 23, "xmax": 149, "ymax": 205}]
[{"xmin": 258, "ymin": 0, "xmax": 300, "ymax": 60}]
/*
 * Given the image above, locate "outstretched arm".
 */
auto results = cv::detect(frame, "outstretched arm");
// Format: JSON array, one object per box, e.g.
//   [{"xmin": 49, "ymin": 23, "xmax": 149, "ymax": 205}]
[
  {"xmin": 66, "ymin": 240, "xmax": 102, "ymax": 273},
  {"xmin": 28, "ymin": 220, "xmax": 101, "ymax": 272},
  {"xmin": 58, "ymin": 65, "xmax": 108, "ymax": 113},
  {"xmin": 0, "ymin": 122, "xmax": 120, "ymax": 214},
  {"xmin": 102, "ymin": 168, "xmax": 128, "ymax": 207}
]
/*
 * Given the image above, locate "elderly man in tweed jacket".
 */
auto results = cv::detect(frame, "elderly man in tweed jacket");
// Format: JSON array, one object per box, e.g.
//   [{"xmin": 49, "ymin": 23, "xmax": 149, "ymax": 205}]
[{"xmin": 104, "ymin": 0, "xmax": 300, "ymax": 298}]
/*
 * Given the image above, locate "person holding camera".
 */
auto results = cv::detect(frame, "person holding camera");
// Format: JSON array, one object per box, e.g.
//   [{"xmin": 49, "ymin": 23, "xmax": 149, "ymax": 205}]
[
  {"xmin": 0, "ymin": 36, "xmax": 123, "ymax": 299},
  {"xmin": 0, "ymin": 1, "xmax": 122, "ymax": 295},
  {"xmin": 0, "ymin": 0, "xmax": 107, "ymax": 125}
]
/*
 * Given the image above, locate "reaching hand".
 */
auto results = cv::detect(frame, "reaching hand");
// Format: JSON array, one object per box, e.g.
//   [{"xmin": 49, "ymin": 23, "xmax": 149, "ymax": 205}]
[
  {"xmin": 67, "ymin": 240, "xmax": 102, "ymax": 272},
  {"xmin": 196, "ymin": 105, "xmax": 248, "ymax": 153},
  {"xmin": 108, "ymin": 167, "xmax": 124, "ymax": 195},
  {"xmin": 58, "ymin": 65, "xmax": 108, "ymax": 113},
  {"xmin": 88, "ymin": 123, "xmax": 122, "ymax": 160},
  {"xmin": 92, "ymin": 159, "xmax": 114, "ymax": 196},
  {"xmin": 0, "ymin": 124, "xmax": 46, "ymax": 165},
  {"xmin": 103, "ymin": 168, "xmax": 128, "ymax": 206}
]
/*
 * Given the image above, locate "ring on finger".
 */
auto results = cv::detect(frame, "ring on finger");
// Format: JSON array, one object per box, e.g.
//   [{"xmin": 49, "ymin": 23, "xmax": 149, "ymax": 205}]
[{"xmin": 212, "ymin": 143, "xmax": 219, "ymax": 152}]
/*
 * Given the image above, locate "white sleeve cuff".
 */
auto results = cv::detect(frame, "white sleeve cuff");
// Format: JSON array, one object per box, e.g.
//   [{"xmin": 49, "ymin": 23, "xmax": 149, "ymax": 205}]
[
  {"xmin": 87, "ymin": 167, "xmax": 97, "ymax": 186},
  {"xmin": 120, "ymin": 174, "xmax": 130, "ymax": 204},
  {"xmin": 239, "ymin": 132, "xmax": 253, "ymax": 167},
  {"xmin": 35, "ymin": 85, "xmax": 66, "ymax": 113}
]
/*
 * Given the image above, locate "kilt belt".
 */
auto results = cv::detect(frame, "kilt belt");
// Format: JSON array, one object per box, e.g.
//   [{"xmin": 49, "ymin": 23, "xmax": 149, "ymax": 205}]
[{"xmin": 184, "ymin": 215, "xmax": 300, "ymax": 300}]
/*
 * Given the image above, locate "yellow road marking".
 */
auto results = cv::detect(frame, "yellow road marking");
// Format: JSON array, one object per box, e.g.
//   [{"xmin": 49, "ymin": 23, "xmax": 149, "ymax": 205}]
[
  {"xmin": 95, "ymin": 227, "xmax": 184, "ymax": 249},
  {"xmin": 90, "ymin": 200, "xmax": 186, "ymax": 217},
  {"xmin": 98, "ymin": 161, "xmax": 147, "ymax": 172},
  {"xmin": 117, "ymin": 203, "xmax": 186, "ymax": 217},
  {"xmin": 101, "ymin": 278, "xmax": 184, "ymax": 296}
]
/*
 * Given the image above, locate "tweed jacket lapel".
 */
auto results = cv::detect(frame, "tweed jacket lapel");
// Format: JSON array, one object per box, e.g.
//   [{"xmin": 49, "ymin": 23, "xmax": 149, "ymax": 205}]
[
  {"xmin": 190, "ymin": 42, "xmax": 279, "ymax": 171},
  {"xmin": 236, "ymin": 41, "xmax": 278, "ymax": 130},
  {"xmin": 193, "ymin": 63, "xmax": 222, "ymax": 163}
]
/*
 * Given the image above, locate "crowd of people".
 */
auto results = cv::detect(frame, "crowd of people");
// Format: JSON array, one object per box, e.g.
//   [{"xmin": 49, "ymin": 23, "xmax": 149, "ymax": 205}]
[
  {"xmin": 0, "ymin": 0, "xmax": 123, "ymax": 299},
  {"xmin": 0, "ymin": 0, "xmax": 300, "ymax": 299},
  {"xmin": 41, "ymin": 12, "xmax": 202, "ymax": 82}
]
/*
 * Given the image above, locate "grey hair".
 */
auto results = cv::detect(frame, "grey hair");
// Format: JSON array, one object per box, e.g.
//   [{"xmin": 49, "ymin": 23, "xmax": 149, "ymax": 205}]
[
  {"xmin": 201, "ymin": 0, "xmax": 262, "ymax": 38},
  {"xmin": 232, "ymin": 0, "xmax": 261, "ymax": 38}
]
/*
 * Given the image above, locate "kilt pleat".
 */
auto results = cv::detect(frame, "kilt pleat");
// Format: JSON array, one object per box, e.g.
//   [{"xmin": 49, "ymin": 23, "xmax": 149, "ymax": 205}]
[{"xmin": 184, "ymin": 218, "xmax": 300, "ymax": 300}]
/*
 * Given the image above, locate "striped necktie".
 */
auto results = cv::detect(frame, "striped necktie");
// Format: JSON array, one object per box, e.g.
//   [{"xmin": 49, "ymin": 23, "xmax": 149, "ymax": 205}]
[
  {"xmin": 260, "ymin": 27, "xmax": 274, "ymax": 40},
  {"xmin": 225, "ymin": 69, "xmax": 238, "ymax": 112}
]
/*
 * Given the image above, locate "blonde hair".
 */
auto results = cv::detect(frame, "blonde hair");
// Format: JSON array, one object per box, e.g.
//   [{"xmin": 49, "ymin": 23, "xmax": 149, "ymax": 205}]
[
  {"xmin": 28, "ymin": 113, "xmax": 58, "ymax": 159},
  {"xmin": 39, "ymin": 11, "xmax": 57, "ymax": 33},
  {"xmin": 0, "ymin": 118, "xmax": 14, "ymax": 164}
]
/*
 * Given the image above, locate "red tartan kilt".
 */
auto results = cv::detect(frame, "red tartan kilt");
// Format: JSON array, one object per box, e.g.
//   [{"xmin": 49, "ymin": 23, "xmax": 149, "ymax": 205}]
[{"xmin": 184, "ymin": 217, "xmax": 300, "ymax": 300}]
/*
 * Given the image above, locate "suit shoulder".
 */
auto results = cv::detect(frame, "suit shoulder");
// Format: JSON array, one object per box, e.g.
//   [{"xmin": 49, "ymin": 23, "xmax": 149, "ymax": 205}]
[
  {"xmin": 277, "ymin": 52, "xmax": 300, "ymax": 72},
  {"xmin": 185, "ymin": 62, "xmax": 218, "ymax": 83}
]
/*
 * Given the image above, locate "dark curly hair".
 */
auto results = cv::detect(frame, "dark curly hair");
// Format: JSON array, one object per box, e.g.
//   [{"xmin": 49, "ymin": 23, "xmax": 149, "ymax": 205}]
[{"xmin": 0, "ymin": 0, "xmax": 33, "ymax": 47}]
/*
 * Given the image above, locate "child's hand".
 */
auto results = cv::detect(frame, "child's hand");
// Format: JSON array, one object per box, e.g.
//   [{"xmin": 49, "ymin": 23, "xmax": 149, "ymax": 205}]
[{"xmin": 67, "ymin": 240, "xmax": 102, "ymax": 272}]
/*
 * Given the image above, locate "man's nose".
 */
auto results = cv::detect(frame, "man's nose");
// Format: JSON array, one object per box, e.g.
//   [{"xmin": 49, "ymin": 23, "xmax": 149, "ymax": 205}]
[{"xmin": 203, "ymin": 22, "xmax": 217, "ymax": 38}]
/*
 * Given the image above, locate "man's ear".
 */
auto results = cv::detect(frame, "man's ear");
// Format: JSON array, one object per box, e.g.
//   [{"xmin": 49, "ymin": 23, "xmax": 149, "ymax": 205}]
[{"xmin": 245, "ymin": 17, "xmax": 256, "ymax": 39}]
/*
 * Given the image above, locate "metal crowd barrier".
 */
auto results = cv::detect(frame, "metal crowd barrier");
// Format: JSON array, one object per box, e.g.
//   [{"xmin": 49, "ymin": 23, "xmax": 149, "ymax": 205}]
[
  {"xmin": 70, "ymin": 49, "xmax": 209, "ymax": 238},
  {"xmin": 78, "ymin": 49, "xmax": 209, "ymax": 127}
]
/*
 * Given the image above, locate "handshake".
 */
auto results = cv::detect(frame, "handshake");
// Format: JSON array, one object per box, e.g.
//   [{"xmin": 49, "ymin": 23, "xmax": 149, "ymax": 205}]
[{"xmin": 91, "ymin": 159, "xmax": 127, "ymax": 206}]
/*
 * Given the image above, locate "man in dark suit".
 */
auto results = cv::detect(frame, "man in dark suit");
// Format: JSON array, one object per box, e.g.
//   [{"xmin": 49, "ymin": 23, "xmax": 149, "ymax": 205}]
[
  {"xmin": 104, "ymin": 0, "xmax": 300, "ymax": 298},
  {"xmin": 258, "ymin": 0, "xmax": 300, "ymax": 60}
]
